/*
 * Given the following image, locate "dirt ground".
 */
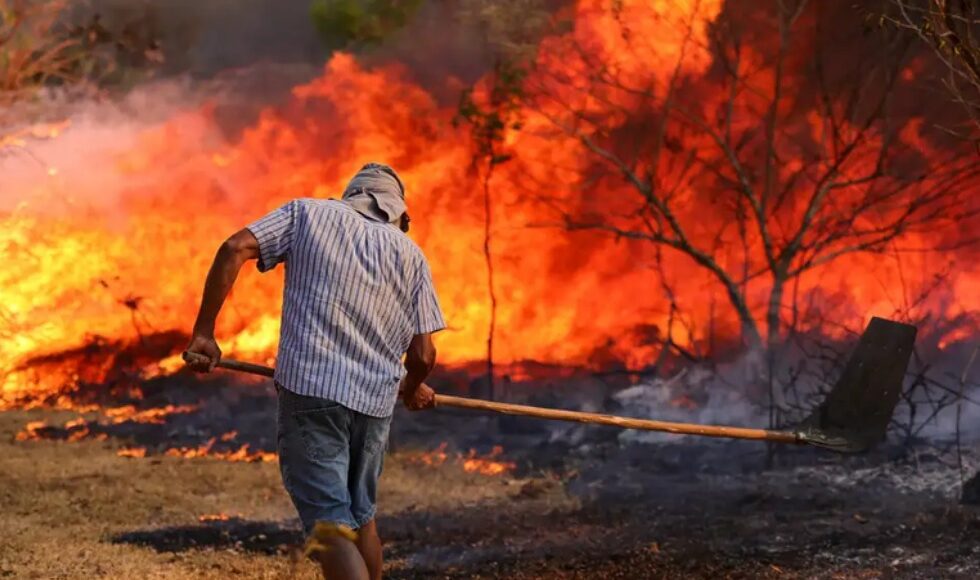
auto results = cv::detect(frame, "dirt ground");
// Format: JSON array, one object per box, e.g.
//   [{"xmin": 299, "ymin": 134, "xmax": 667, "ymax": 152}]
[{"xmin": 2, "ymin": 402, "xmax": 979, "ymax": 579}]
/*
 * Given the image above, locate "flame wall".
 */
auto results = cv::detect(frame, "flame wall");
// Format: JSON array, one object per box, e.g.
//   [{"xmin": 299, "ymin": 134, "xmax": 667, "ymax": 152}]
[{"xmin": 1, "ymin": 0, "xmax": 978, "ymax": 407}]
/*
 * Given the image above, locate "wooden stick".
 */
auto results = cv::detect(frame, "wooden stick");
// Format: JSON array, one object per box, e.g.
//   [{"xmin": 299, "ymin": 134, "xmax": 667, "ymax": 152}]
[
  {"xmin": 195, "ymin": 356, "xmax": 800, "ymax": 444},
  {"xmin": 215, "ymin": 358, "xmax": 274, "ymax": 378},
  {"xmin": 434, "ymin": 394, "xmax": 799, "ymax": 443}
]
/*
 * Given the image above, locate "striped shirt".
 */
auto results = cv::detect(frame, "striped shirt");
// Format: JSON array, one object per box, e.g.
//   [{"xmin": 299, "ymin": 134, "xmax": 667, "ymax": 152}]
[{"xmin": 247, "ymin": 198, "xmax": 446, "ymax": 417}]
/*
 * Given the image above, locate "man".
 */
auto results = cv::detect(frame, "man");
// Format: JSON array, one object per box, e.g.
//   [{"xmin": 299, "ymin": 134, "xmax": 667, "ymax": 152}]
[{"xmin": 184, "ymin": 163, "xmax": 445, "ymax": 580}]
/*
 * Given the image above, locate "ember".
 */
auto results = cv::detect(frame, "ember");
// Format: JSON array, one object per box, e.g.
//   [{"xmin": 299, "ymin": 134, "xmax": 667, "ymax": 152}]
[
  {"xmin": 198, "ymin": 513, "xmax": 236, "ymax": 522},
  {"xmin": 14, "ymin": 421, "xmax": 47, "ymax": 442},
  {"xmin": 116, "ymin": 447, "xmax": 146, "ymax": 458},
  {"xmin": 407, "ymin": 443, "xmax": 516, "ymax": 477},
  {"xmin": 163, "ymin": 438, "xmax": 277, "ymax": 463},
  {"xmin": 14, "ymin": 403, "xmax": 198, "ymax": 441},
  {"xmin": 12, "ymin": 405, "xmax": 275, "ymax": 464},
  {"xmin": 103, "ymin": 404, "xmax": 198, "ymax": 424},
  {"xmin": 461, "ymin": 446, "xmax": 517, "ymax": 476}
]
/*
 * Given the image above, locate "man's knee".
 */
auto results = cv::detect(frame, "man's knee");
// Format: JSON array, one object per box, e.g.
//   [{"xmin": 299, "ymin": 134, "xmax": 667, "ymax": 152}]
[{"xmin": 355, "ymin": 519, "xmax": 380, "ymax": 549}]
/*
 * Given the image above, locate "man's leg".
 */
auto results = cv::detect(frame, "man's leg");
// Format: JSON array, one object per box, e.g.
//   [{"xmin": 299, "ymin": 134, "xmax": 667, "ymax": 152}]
[
  {"xmin": 348, "ymin": 412, "xmax": 391, "ymax": 580},
  {"xmin": 355, "ymin": 519, "xmax": 382, "ymax": 580},
  {"xmin": 276, "ymin": 387, "xmax": 365, "ymax": 579}
]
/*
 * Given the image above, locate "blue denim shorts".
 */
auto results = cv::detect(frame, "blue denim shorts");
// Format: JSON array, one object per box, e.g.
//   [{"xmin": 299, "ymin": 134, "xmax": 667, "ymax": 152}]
[{"xmin": 276, "ymin": 385, "xmax": 392, "ymax": 533}]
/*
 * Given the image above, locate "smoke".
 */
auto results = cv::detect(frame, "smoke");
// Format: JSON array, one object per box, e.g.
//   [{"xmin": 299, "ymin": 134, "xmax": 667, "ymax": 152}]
[
  {"xmin": 895, "ymin": 345, "xmax": 980, "ymax": 442},
  {"xmin": 0, "ymin": 60, "xmax": 317, "ymax": 217},
  {"xmin": 71, "ymin": 0, "xmax": 327, "ymax": 76},
  {"xmin": 64, "ymin": 0, "xmax": 515, "ymax": 104},
  {"xmin": 611, "ymin": 358, "xmax": 768, "ymax": 446},
  {"xmin": 610, "ymin": 342, "xmax": 980, "ymax": 447}
]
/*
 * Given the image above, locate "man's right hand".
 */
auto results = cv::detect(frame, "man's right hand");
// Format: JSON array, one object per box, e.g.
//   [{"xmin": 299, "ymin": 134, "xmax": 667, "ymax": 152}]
[
  {"xmin": 402, "ymin": 383, "xmax": 436, "ymax": 411},
  {"xmin": 184, "ymin": 334, "xmax": 222, "ymax": 372}
]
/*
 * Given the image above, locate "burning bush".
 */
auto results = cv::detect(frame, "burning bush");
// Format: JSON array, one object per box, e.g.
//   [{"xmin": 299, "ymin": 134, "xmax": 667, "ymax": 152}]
[{"xmin": 0, "ymin": 0, "xmax": 977, "ymax": 423}]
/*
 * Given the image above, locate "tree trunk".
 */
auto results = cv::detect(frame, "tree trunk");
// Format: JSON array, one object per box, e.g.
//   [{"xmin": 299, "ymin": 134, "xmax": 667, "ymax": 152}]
[
  {"xmin": 765, "ymin": 275, "xmax": 789, "ymax": 427},
  {"xmin": 766, "ymin": 276, "xmax": 786, "ymax": 350},
  {"xmin": 715, "ymin": 275, "xmax": 764, "ymax": 352},
  {"xmin": 482, "ymin": 161, "xmax": 497, "ymax": 401}
]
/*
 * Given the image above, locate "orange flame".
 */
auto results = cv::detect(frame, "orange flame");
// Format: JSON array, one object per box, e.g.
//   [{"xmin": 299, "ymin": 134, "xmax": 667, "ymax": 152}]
[
  {"xmin": 1, "ymin": 0, "xmax": 977, "ymax": 411},
  {"xmin": 14, "ymin": 408, "xmax": 276, "ymax": 464},
  {"xmin": 198, "ymin": 513, "xmax": 234, "ymax": 522},
  {"xmin": 14, "ymin": 421, "xmax": 48, "ymax": 441},
  {"xmin": 406, "ymin": 442, "xmax": 516, "ymax": 476},
  {"xmin": 163, "ymin": 438, "xmax": 277, "ymax": 463},
  {"xmin": 103, "ymin": 404, "xmax": 198, "ymax": 424},
  {"xmin": 117, "ymin": 447, "xmax": 147, "ymax": 458},
  {"xmin": 461, "ymin": 446, "xmax": 517, "ymax": 476}
]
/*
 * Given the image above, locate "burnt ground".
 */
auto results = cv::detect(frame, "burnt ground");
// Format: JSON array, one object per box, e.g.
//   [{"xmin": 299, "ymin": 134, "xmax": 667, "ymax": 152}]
[
  {"xmin": 2, "ymin": 370, "xmax": 979, "ymax": 579},
  {"xmin": 389, "ymin": 416, "xmax": 980, "ymax": 579}
]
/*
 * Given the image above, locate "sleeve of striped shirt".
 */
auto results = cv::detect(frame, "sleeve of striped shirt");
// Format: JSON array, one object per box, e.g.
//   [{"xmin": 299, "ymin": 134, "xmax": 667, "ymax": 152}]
[
  {"xmin": 246, "ymin": 200, "xmax": 298, "ymax": 272},
  {"xmin": 413, "ymin": 258, "xmax": 446, "ymax": 335}
]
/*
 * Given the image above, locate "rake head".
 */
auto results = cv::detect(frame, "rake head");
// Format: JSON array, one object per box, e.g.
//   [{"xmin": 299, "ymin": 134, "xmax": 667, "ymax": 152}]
[{"xmin": 794, "ymin": 317, "xmax": 917, "ymax": 453}]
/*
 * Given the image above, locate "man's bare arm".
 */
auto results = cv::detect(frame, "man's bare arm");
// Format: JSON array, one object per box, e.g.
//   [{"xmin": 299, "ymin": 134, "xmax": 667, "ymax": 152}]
[
  {"xmin": 185, "ymin": 229, "xmax": 260, "ymax": 371},
  {"xmin": 401, "ymin": 333, "xmax": 437, "ymax": 410}
]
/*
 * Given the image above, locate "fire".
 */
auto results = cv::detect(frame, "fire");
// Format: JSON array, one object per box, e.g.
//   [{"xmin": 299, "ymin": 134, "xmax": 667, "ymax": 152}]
[
  {"xmin": 103, "ymin": 404, "xmax": 198, "ymax": 424},
  {"xmin": 1, "ymin": 0, "xmax": 978, "ymax": 411},
  {"xmin": 409, "ymin": 441, "xmax": 450, "ymax": 467},
  {"xmin": 120, "ymin": 444, "xmax": 274, "ymax": 463},
  {"xmin": 198, "ymin": 513, "xmax": 236, "ymax": 522},
  {"xmin": 117, "ymin": 447, "xmax": 147, "ymax": 458},
  {"xmin": 13, "ymin": 406, "xmax": 277, "ymax": 463},
  {"xmin": 461, "ymin": 446, "xmax": 517, "ymax": 476},
  {"xmin": 164, "ymin": 438, "xmax": 277, "ymax": 463},
  {"xmin": 406, "ymin": 442, "xmax": 516, "ymax": 476},
  {"xmin": 14, "ymin": 421, "xmax": 48, "ymax": 442},
  {"xmin": 13, "ymin": 404, "xmax": 197, "ymax": 441}
]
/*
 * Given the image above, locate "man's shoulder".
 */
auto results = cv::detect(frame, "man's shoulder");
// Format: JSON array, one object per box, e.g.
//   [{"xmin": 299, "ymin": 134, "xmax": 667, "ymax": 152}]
[
  {"xmin": 289, "ymin": 198, "xmax": 365, "ymax": 224},
  {"xmin": 399, "ymin": 237, "xmax": 431, "ymax": 275},
  {"xmin": 290, "ymin": 197, "xmax": 345, "ymax": 213},
  {"xmin": 288, "ymin": 198, "xmax": 425, "ymax": 255}
]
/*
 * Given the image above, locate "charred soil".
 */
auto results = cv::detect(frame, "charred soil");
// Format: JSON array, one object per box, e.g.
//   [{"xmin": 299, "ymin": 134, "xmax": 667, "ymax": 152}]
[{"xmin": 2, "ymin": 375, "xmax": 978, "ymax": 579}]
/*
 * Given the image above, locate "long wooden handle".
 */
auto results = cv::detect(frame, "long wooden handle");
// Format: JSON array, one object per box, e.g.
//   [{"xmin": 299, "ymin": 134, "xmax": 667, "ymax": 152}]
[
  {"xmin": 193, "ymin": 355, "xmax": 800, "ymax": 444},
  {"xmin": 434, "ymin": 394, "xmax": 798, "ymax": 443}
]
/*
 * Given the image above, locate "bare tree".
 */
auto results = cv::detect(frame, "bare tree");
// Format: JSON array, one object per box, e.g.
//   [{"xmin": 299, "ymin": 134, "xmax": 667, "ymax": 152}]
[
  {"xmin": 883, "ymin": 0, "xmax": 980, "ymax": 141},
  {"xmin": 454, "ymin": 0, "xmax": 550, "ymax": 399},
  {"xmin": 455, "ymin": 66, "xmax": 519, "ymax": 400},
  {"xmin": 877, "ymin": 0, "xmax": 980, "ymax": 505},
  {"xmin": 521, "ymin": 0, "xmax": 978, "ymax": 371}
]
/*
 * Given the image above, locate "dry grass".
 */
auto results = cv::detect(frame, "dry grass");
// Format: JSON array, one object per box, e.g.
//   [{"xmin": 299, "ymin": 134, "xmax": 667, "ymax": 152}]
[
  {"xmin": 0, "ymin": 409, "xmax": 553, "ymax": 579},
  {"xmin": 0, "ymin": 1, "xmax": 85, "ymax": 103}
]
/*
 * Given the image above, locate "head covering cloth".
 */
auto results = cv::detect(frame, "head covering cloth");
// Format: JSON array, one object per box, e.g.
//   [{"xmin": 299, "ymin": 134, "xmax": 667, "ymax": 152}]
[{"xmin": 341, "ymin": 162, "xmax": 407, "ymax": 225}]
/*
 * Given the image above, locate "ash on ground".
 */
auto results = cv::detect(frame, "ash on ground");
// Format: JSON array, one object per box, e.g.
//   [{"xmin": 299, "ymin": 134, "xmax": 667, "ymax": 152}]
[{"xmin": 12, "ymin": 363, "xmax": 980, "ymax": 579}]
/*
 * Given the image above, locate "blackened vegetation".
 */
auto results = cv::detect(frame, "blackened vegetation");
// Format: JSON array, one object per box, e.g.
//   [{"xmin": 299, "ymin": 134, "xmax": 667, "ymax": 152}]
[
  {"xmin": 964, "ymin": 472, "xmax": 980, "ymax": 505},
  {"xmin": 112, "ymin": 518, "xmax": 300, "ymax": 556},
  {"xmin": 11, "ymin": 320, "xmax": 978, "ymax": 578},
  {"xmin": 104, "ymin": 398, "xmax": 980, "ymax": 578},
  {"xmin": 383, "ymin": 450, "xmax": 980, "ymax": 579},
  {"xmin": 71, "ymin": 362, "xmax": 977, "ymax": 578}
]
